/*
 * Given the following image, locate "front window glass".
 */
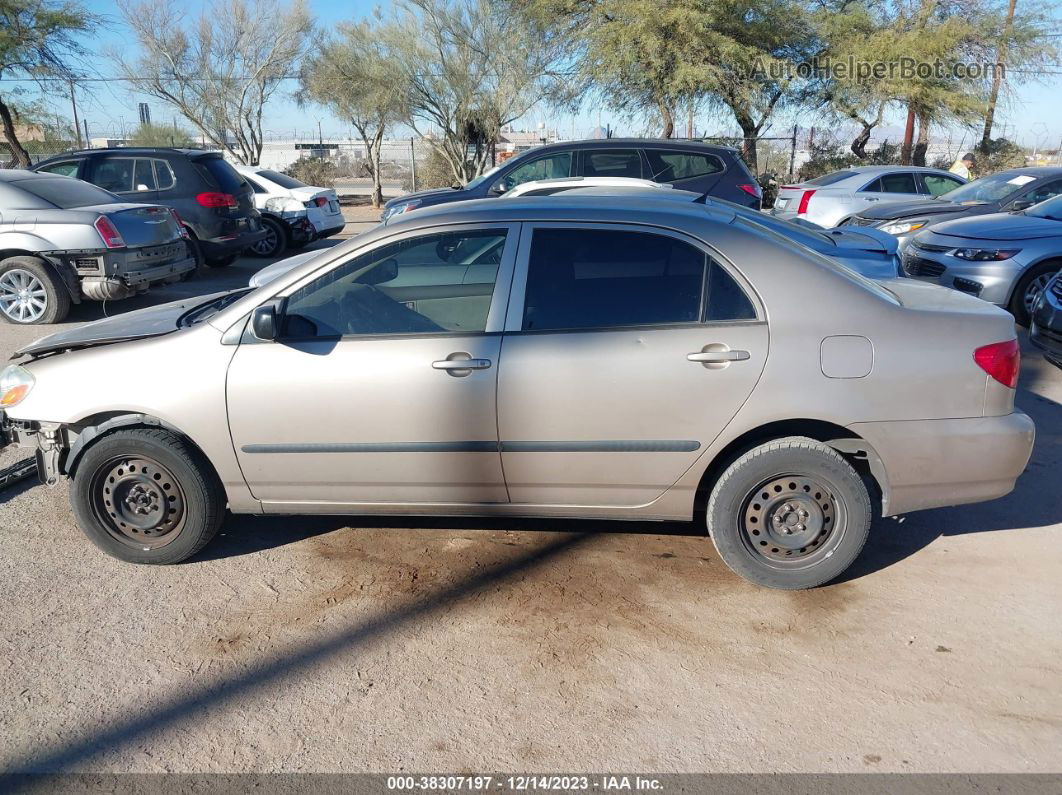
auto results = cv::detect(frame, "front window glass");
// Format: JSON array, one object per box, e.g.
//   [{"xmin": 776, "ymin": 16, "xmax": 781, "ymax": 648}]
[
  {"xmin": 1020, "ymin": 179, "xmax": 1062, "ymax": 206},
  {"xmin": 499, "ymin": 153, "xmax": 572, "ymax": 191},
  {"xmin": 283, "ymin": 229, "xmax": 507, "ymax": 338},
  {"xmin": 941, "ymin": 172, "xmax": 1037, "ymax": 204},
  {"xmin": 1025, "ymin": 194, "xmax": 1062, "ymax": 221},
  {"xmin": 522, "ymin": 228, "xmax": 752, "ymax": 331},
  {"xmin": 924, "ymin": 174, "xmax": 963, "ymax": 196}
]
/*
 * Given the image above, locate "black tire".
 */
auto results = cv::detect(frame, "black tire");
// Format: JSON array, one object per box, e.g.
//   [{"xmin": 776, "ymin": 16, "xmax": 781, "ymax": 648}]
[
  {"xmin": 180, "ymin": 235, "xmax": 204, "ymax": 281},
  {"xmin": 248, "ymin": 216, "xmax": 288, "ymax": 258},
  {"xmin": 1009, "ymin": 261, "xmax": 1060, "ymax": 327},
  {"xmin": 706, "ymin": 436, "xmax": 872, "ymax": 590},
  {"xmin": 206, "ymin": 253, "xmax": 239, "ymax": 268},
  {"xmin": 71, "ymin": 428, "xmax": 225, "ymax": 564},
  {"xmin": 0, "ymin": 255, "xmax": 71, "ymax": 325}
]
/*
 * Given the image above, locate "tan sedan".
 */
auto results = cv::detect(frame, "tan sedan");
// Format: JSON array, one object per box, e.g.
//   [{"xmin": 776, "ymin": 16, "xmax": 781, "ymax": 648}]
[{"xmin": 0, "ymin": 194, "xmax": 1035, "ymax": 589}]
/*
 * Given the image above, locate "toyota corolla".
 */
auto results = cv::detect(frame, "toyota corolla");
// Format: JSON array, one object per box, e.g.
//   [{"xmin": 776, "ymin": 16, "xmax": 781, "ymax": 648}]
[{"xmin": 0, "ymin": 196, "xmax": 1034, "ymax": 589}]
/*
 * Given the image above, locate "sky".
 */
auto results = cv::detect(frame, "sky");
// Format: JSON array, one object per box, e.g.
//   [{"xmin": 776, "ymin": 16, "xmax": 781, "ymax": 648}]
[{"xmin": 14, "ymin": 0, "xmax": 1062, "ymax": 153}]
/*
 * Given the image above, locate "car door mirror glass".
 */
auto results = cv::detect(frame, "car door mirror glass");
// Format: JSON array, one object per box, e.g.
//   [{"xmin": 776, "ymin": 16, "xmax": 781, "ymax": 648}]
[
  {"xmin": 1009, "ymin": 199, "xmax": 1034, "ymax": 211},
  {"xmin": 251, "ymin": 303, "xmax": 278, "ymax": 341}
]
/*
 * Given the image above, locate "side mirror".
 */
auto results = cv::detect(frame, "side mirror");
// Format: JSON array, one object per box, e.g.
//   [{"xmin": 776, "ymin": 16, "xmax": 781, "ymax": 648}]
[
  {"xmin": 488, "ymin": 181, "xmax": 509, "ymax": 195},
  {"xmin": 1009, "ymin": 199, "xmax": 1034, "ymax": 211},
  {"xmin": 251, "ymin": 303, "xmax": 279, "ymax": 341}
]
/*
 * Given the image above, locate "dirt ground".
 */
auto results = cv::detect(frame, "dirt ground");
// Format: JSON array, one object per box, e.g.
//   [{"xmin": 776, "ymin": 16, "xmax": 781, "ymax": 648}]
[{"xmin": 0, "ymin": 203, "xmax": 1060, "ymax": 775}]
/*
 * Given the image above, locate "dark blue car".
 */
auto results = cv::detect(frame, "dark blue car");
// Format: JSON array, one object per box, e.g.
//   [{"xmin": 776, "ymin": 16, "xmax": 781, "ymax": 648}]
[{"xmin": 383, "ymin": 139, "xmax": 762, "ymax": 220}]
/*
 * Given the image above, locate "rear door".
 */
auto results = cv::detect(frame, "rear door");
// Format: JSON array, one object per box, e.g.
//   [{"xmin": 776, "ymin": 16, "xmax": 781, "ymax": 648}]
[
  {"xmin": 496, "ymin": 224, "xmax": 768, "ymax": 508},
  {"xmin": 86, "ymin": 155, "xmax": 160, "ymax": 204},
  {"xmin": 643, "ymin": 148, "xmax": 726, "ymax": 194},
  {"xmin": 578, "ymin": 148, "xmax": 645, "ymax": 179}
]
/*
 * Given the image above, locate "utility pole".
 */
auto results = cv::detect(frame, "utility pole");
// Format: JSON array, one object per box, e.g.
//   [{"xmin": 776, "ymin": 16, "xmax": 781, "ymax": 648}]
[
  {"xmin": 410, "ymin": 137, "xmax": 417, "ymax": 192},
  {"xmin": 981, "ymin": 0, "xmax": 1017, "ymax": 151},
  {"xmin": 69, "ymin": 80, "xmax": 83, "ymax": 149},
  {"xmin": 83, "ymin": 119, "xmax": 90, "ymax": 148},
  {"xmin": 318, "ymin": 119, "xmax": 323, "ymax": 145},
  {"xmin": 789, "ymin": 125, "xmax": 797, "ymax": 179}
]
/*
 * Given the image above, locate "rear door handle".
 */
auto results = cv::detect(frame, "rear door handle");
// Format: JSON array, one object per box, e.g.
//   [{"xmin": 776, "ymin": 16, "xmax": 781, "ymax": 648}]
[
  {"xmin": 687, "ymin": 350, "xmax": 750, "ymax": 363},
  {"xmin": 432, "ymin": 353, "xmax": 492, "ymax": 376}
]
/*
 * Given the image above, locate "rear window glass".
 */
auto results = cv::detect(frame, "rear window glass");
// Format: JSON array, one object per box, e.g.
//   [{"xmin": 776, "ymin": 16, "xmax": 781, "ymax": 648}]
[
  {"xmin": 13, "ymin": 177, "xmax": 119, "ymax": 209},
  {"xmin": 645, "ymin": 150, "xmax": 724, "ymax": 182},
  {"xmin": 258, "ymin": 169, "xmax": 308, "ymax": 189},
  {"xmin": 804, "ymin": 171, "xmax": 855, "ymax": 187},
  {"xmin": 194, "ymin": 157, "xmax": 247, "ymax": 192}
]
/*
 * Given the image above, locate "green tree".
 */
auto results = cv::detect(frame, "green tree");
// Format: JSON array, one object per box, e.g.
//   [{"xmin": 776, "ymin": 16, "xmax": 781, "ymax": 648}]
[
  {"xmin": 300, "ymin": 19, "xmax": 406, "ymax": 208},
  {"xmin": 128, "ymin": 121, "xmax": 196, "ymax": 147},
  {"xmin": 0, "ymin": 0, "xmax": 100, "ymax": 167}
]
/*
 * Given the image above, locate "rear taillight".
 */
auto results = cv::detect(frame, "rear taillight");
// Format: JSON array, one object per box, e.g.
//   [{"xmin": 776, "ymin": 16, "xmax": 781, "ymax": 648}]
[
  {"xmin": 738, "ymin": 183, "xmax": 762, "ymax": 199},
  {"xmin": 797, "ymin": 189, "xmax": 816, "ymax": 214},
  {"xmin": 974, "ymin": 339, "xmax": 1020, "ymax": 389},
  {"xmin": 196, "ymin": 192, "xmax": 238, "ymax": 209},
  {"xmin": 314, "ymin": 196, "xmax": 329, "ymax": 207},
  {"xmin": 94, "ymin": 216, "xmax": 126, "ymax": 249},
  {"xmin": 169, "ymin": 208, "xmax": 190, "ymax": 238}
]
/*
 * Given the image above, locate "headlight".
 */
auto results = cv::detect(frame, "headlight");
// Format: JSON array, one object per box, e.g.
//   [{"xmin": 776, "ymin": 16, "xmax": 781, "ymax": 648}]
[
  {"xmin": 382, "ymin": 200, "xmax": 422, "ymax": 221},
  {"xmin": 954, "ymin": 248, "xmax": 1021, "ymax": 261},
  {"xmin": 879, "ymin": 220, "xmax": 926, "ymax": 235},
  {"xmin": 0, "ymin": 365, "xmax": 34, "ymax": 408}
]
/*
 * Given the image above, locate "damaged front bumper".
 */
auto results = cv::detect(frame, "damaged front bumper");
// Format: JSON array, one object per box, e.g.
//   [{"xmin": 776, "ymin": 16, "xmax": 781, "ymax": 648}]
[{"xmin": 0, "ymin": 410, "xmax": 65, "ymax": 486}]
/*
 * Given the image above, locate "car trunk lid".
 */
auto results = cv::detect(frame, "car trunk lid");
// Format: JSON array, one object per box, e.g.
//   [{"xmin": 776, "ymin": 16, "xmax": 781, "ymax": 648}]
[{"xmin": 80, "ymin": 203, "xmax": 182, "ymax": 247}]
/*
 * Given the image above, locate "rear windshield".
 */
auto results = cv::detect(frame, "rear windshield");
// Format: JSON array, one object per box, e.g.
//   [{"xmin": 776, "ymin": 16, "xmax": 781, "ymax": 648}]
[
  {"xmin": 13, "ymin": 177, "xmax": 119, "ymax": 209},
  {"xmin": 194, "ymin": 156, "xmax": 247, "ymax": 192},
  {"xmin": 258, "ymin": 169, "xmax": 308, "ymax": 189},
  {"xmin": 803, "ymin": 170, "xmax": 855, "ymax": 187}
]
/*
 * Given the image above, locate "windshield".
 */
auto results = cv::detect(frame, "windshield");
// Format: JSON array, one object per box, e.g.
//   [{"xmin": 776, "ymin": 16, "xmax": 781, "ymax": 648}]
[
  {"xmin": 1024, "ymin": 194, "xmax": 1062, "ymax": 221},
  {"xmin": 179, "ymin": 289, "xmax": 253, "ymax": 327},
  {"xmin": 939, "ymin": 172, "xmax": 1034, "ymax": 205},
  {"xmin": 464, "ymin": 163, "xmax": 503, "ymax": 191},
  {"xmin": 15, "ymin": 177, "xmax": 119, "ymax": 208}
]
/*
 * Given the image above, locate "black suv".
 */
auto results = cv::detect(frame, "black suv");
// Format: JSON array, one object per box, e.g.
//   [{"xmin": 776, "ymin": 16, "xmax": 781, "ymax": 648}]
[
  {"xmin": 33, "ymin": 148, "xmax": 266, "ymax": 267},
  {"xmin": 382, "ymin": 138, "xmax": 762, "ymax": 220}
]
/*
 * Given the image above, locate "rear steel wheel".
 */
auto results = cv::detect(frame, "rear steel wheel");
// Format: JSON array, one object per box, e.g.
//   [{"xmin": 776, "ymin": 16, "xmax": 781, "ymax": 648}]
[{"xmin": 741, "ymin": 474, "xmax": 845, "ymax": 567}]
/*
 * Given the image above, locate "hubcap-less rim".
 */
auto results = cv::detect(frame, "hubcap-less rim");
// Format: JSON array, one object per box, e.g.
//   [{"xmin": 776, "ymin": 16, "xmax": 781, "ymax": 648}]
[
  {"xmin": 0, "ymin": 269, "xmax": 48, "ymax": 323},
  {"xmin": 251, "ymin": 223, "xmax": 279, "ymax": 256},
  {"xmin": 89, "ymin": 456, "xmax": 187, "ymax": 549},
  {"xmin": 1024, "ymin": 273, "xmax": 1053, "ymax": 313},
  {"xmin": 742, "ymin": 474, "xmax": 845, "ymax": 568}
]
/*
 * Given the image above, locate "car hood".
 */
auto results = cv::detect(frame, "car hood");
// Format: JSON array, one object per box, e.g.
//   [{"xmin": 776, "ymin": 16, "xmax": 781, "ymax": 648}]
[
  {"xmin": 823, "ymin": 226, "xmax": 898, "ymax": 254},
  {"xmin": 13, "ymin": 292, "xmax": 231, "ymax": 359},
  {"xmin": 857, "ymin": 199, "xmax": 968, "ymax": 221},
  {"xmin": 383, "ymin": 186, "xmax": 463, "ymax": 208},
  {"xmin": 927, "ymin": 212, "xmax": 1062, "ymax": 241}
]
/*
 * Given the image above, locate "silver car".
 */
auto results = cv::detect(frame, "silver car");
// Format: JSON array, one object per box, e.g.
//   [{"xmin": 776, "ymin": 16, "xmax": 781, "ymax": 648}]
[
  {"xmin": 772, "ymin": 166, "xmax": 967, "ymax": 229},
  {"xmin": 902, "ymin": 194, "xmax": 1062, "ymax": 326},
  {"xmin": 0, "ymin": 195, "xmax": 1034, "ymax": 589},
  {"xmin": 0, "ymin": 170, "xmax": 196, "ymax": 325}
]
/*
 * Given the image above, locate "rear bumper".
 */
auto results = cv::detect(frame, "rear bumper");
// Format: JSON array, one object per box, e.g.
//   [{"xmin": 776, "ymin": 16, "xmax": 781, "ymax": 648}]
[
  {"xmin": 848, "ymin": 412, "xmax": 1035, "ymax": 516},
  {"xmin": 81, "ymin": 255, "xmax": 197, "ymax": 301},
  {"xmin": 313, "ymin": 221, "xmax": 346, "ymax": 239}
]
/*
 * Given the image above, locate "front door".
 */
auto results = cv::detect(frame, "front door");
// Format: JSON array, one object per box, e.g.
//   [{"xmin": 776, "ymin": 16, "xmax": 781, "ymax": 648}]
[
  {"xmin": 496, "ymin": 224, "xmax": 768, "ymax": 508},
  {"xmin": 226, "ymin": 224, "xmax": 518, "ymax": 510}
]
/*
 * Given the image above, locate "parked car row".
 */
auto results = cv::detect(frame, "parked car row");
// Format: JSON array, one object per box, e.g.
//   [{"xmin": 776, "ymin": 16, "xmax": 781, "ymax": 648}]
[
  {"xmin": 0, "ymin": 182, "xmax": 1036, "ymax": 590},
  {"xmin": 0, "ymin": 147, "xmax": 346, "ymax": 325}
]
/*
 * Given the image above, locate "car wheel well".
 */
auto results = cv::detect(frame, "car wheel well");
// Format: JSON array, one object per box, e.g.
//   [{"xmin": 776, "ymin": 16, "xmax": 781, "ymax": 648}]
[
  {"xmin": 693, "ymin": 419, "xmax": 885, "ymax": 515},
  {"xmin": 63, "ymin": 413, "xmax": 220, "ymax": 487}
]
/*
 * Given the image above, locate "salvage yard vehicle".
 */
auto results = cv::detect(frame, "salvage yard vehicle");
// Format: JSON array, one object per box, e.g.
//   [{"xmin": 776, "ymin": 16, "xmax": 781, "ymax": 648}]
[
  {"xmin": 234, "ymin": 165, "xmax": 345, "ymax": 258},
  {"xmin": 0, "ymin": 195, "xmax": 1035, "ymax": 589},
  {"xmin": 902, "ymin": 193, "xmax": 1062, "ymax": 326},
  {"xmin": 381, "ymin": 138, "xmax": 763, "ymax": 220},
  {"xmin": 1031, "ymin": 271, "xmax": 1062, "ymax": 369},
  {"xmin": 771, "ymin": 166, "xmax": 966, "ymax": 229},
  {"xmin": 33, "ymin": 147, "xmax": 266, "ymax": 268},
  {"xmin": 0, "ymin": 170, "xmax": 196, "ymax": 325}
]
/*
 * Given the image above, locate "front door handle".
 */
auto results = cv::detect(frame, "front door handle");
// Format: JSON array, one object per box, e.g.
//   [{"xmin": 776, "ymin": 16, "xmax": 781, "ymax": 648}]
[
  {"xmin": 687, "ymin": 350, "xmax": 750, "ymax": 363},
  {"xmin": 433, "ymin": 352, "xmax": 492, "ymax": 377}
]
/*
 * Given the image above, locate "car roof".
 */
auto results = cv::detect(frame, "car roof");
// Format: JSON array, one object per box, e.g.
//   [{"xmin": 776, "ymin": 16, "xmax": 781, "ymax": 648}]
[
  {"xmin": 37, "ymin": 147, "xmax": 222, "ymax": 159},
  {"xmin": 519, "ymin": 137, "xmax": 740, "ymax": 154},
  {"xmin": 832, "ymin": 165, "xmax": 957, "ymax": 174},
  {"xmin": 0, "ymin": 169, "xmax": 47, "ymax": 183}
]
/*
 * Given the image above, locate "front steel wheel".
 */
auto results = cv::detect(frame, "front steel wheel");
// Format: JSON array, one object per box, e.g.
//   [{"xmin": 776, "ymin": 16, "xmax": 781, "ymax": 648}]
[
  {"xmin": 72, "ymin": 429, "xmax": 224, "ymax": 564},
  {"xmin": 707, "ymin": 437, "xmax": 872, "ymax": 589}
]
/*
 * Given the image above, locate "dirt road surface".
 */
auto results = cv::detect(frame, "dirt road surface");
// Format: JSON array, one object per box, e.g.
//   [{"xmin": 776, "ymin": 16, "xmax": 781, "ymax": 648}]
[{"xmin": 1, "ymin": 206, "xmax": 1060, "ymax": 774}]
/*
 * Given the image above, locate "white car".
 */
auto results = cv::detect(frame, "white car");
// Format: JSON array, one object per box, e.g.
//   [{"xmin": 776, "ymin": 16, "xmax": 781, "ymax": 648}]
[
  {"xmin": 771, "ymin": 166, "xmax": 967, "ymax": 229},
  {"xmin": 503, "ymin": 176, "xmax": 672, "ymax": 197},
  {"xmin": 234, "ymin": 165, "xmax": 345, "ymax": 258}
]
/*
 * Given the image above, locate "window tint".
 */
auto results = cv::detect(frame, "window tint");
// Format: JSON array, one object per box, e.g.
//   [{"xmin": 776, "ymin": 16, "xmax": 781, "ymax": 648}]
[
  {"xmin": 93, "ymin": 158, "xmax": 136, "ymax": 192},
  {"xmin": 133, "ymin": 159, "xmax": 157, "ymax": 191},
  {"xmin": 706, "ymin": 261, "xmax": 756, "ymax": 321},
  {"xmin": 1021, "ymin": 179, "xmax": 1062, "ymax": 206},
  {"xmin": 245, "ymin": 177, "xmax": 267, "ymax": 194},
  {"xmin": 805, "ymin": 170, "xmax": 855, "ymax": 187},
  {"xmin": 154, "ymin": 159, "xmax": 176, "ymax": 190},
  {"xmin": 37, "ymin": 161, "xmax": 79, "ymax": 178},
  {"xmin": 923, "ymin": 174, "xmax": 963, "ymax": 196},
  {"xmin": 194, "ymin": 156, "xmax": 246, "ymax": 192},
  {"xmin": 644, "ymin": 150, "xmax": 724, "ymax": 182},
  {"xmin": 500, "ymin": 153, "xmax": 572, "ymax": 191},
  {"xmin": 284, "ymin": 229, "xmax": 507, "ymax": 338},
  {"xmin": 13, "ymin": 177, "xmax": 118, "ymax": 209},
  {"xmin": 522, "ymin": 229, "xmax": 707, "ymax": 331},
  {"xmin": 259, "ymin": 169, "xmax": 307, "ymax": 189},
  {"xmin": 877, "ymin": 173, "xmax": 917, "ymax": 193},
  {"xmin": 582, "ymin": 149, "xmax": 643, "ymax": 178}
]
